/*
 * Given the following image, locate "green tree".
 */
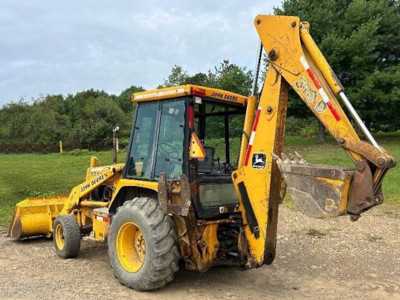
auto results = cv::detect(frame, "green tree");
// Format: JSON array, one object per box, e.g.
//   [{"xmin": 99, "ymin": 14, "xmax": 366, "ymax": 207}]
[
  {"xmin": 275, "ymin": 0, "xmax": 400, "ymax": 131},
  {"xmin": 0, "ymin": 101, "xmax": 32, "ymax": 143},
  {"xmin": 117, "ymin": 85, "xmax": 144, "ymax": 112},
  {"xmin": 70, "ymin": 96, "xmax": 127, "ymax": 150},
  {"xmin": 164, "ymin": 65, "xmax": 190, "ymax": 86},
  {"xmin": 0, "ymin": 89, "xmax": 132, "ymax": 151},
  {"xmin": 210, "ymin": 60, "xmax": 253, "ymax": 96},
  {"xmin": 164, "ymin": 60, "xmax": 253, "ymax": 96}
]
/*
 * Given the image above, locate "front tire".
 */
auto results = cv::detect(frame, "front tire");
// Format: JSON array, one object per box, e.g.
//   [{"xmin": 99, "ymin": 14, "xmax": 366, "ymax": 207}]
[
  {"xmin": 53, "ymin": 215, "xmax": 81, "ymax": 258},
  {"xmin": 108, "ymin": 197, "xmax": 180, "ymax": 291}
]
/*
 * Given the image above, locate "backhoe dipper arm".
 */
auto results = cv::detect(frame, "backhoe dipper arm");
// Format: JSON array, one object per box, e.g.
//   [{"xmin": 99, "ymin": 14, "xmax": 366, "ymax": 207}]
[{"xmin": 232, "ymin": 15, "xmax": 395, "ymax": 267}]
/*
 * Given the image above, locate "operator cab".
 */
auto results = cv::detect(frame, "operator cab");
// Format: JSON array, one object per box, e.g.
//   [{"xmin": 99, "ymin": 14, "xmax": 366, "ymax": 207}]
[{"xmin": 125, "ymin": 85, "xmax": 247, "ymax": 219}]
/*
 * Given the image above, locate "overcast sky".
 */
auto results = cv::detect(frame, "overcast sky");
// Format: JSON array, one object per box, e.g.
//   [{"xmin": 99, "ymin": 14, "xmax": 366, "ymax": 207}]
[{"xmin": 0, "ymin": 1, "xmax": 281, "ymax": 105}]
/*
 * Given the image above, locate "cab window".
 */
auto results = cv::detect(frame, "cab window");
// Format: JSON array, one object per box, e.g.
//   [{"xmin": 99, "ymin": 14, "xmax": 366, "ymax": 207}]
[
  {"xmin": 154, "ymin": 100, "xmax": 185, "ymax": 179},
  {"xmin": 126, "ymin": 102, "xmax": 158, "ymax": 179},
  {"xmin": 126, "ymin": 99, "xmax": 185, "ymax": 180}
]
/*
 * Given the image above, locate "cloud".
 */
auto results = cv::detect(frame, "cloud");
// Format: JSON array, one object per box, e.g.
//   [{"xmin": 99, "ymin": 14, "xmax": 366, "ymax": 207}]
[{"xmin": 0, "ymin": 0, "xmax": 280, "ymax": 105}]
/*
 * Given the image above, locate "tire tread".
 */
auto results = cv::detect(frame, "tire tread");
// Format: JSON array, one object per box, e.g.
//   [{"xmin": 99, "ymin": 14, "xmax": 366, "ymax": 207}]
[
  {"xmin": 53, "ymin": 215, "xmax": 81, "ymax": 259},
  {"xmin": 108, "ymin": 197, "xmax": 180, "ymax": 291}
]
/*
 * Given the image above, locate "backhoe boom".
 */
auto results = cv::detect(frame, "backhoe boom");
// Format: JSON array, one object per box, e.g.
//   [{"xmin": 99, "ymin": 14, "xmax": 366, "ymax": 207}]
[{"xmin": 232, "ymin": 15, "xmax": 395, "ymax": 267}]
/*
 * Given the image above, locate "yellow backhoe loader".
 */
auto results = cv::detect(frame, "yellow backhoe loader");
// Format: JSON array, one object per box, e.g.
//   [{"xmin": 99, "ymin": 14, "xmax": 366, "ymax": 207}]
[{"xmin": 8, "ymin": 15, "xmax": 395, "ymax": 291}]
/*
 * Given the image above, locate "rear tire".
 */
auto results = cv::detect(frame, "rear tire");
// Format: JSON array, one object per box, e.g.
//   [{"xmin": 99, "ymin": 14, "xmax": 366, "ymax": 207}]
[
  {"xmin": 53, "ymin": 215, "xmax": 81, "ymax": 258},
  {"xmin": 108, "ymin": 197, "xmax": 180, "ymax": 291}
]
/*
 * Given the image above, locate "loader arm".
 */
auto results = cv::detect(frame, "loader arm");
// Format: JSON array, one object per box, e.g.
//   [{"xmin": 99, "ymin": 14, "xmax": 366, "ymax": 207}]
[
  {"xmin": 8, "ymin": 163, "xmax": 124, "ymax": 239},
  {"xmin": 60, "ymin": 164, "xmax": 124, "ymax": 215},
  {"xmin": 232, "ymin": 15, "xmax": 395, "ymax": 267}
]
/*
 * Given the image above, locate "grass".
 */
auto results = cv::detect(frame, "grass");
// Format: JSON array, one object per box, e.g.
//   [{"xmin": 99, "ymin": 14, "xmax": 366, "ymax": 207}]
[
  {"xmin": 0, "ymin": 135, "xmax": 398, "ymax": 225},
  {"xmin": 0, "ymin": 150, "xmax": 126, "ymax": 225}
]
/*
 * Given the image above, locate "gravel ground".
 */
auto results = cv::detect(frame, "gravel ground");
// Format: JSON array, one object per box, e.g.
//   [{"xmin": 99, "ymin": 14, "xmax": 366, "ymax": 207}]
[{"xmin": 1, "ymin": 204, "xmax": 399, "ymax": 300}]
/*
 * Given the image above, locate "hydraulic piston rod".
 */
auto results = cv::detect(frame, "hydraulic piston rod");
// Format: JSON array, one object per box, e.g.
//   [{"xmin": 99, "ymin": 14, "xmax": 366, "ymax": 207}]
[{"xmin": 339, "ymin": 91, "xmax": 381, "ymax": 150}]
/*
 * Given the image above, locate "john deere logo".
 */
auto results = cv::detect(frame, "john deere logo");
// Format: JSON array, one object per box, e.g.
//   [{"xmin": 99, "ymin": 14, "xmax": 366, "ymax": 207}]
[{"xmin": 252, "ymin": 153, "xmax": 266, "ymax": 169}]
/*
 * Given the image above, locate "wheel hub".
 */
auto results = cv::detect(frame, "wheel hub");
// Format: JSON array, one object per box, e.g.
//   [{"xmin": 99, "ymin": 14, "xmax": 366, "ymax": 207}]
[
  {"xmin": 116, "ymin": 222, "xmax": 146, "ymax": 272},
  {"xmin": 55, "ymin": 223, "xmax": 65, "ymax": 250}
]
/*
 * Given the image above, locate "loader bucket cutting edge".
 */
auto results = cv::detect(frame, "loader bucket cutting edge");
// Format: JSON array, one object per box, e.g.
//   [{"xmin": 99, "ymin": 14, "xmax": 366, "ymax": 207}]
[
  {"xmin": 8, "ymin": 196, "xmax": 67, "ymax": 240},
  {"xmin": 276, "ymin": 156, "xmax": 354, "ymax": 219}
]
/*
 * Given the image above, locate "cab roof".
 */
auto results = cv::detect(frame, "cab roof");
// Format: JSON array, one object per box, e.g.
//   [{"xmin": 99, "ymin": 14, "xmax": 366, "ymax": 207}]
[{"xmin": 132, "ymin": 84, "xmax": 248, "ymax": 106}]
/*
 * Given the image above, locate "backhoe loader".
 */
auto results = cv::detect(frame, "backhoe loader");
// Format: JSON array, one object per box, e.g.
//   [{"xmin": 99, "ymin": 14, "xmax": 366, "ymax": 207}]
[{"xmin": 8, "ymin": 15, "xmax": 395, "ymax": 291}]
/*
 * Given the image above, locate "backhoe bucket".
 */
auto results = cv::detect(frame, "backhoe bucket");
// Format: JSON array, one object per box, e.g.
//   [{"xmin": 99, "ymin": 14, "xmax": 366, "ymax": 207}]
[
  {"xmin": 276, "ymin": 155, "xmax": 353, "ymax": 218},
  {"xmin": 8, "ymin": 196, "xmax": 67, "ymax": 240}
]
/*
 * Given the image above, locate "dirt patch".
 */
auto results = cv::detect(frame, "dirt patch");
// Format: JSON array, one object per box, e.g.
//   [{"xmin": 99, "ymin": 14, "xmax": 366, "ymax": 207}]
[{"xmin": 1, "ymin": 205, "xmax": 399, "ymax": 300}]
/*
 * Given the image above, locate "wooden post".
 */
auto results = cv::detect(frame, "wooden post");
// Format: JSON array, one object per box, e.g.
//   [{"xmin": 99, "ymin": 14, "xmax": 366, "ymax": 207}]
[{"xmin": 59, "ymin": 140, "xmax": 63, "ymax": 154}]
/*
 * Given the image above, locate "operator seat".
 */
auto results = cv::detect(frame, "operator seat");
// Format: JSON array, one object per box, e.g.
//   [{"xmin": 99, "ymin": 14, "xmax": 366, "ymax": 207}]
[{"xmin": 198, "ymin": 147, "xmax": 215, "ymax": 174}]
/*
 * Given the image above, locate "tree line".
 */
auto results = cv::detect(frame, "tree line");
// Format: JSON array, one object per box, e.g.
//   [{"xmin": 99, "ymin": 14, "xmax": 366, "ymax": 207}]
[
  {"xmin": 0, "ymin": 61, "xmax": 253, "ymax": 152},
  {"xmin": 0, "ymin": 0, "xmax": 398, "ymax": 152},
  {"xmin": 0, "ymin": 87, "xmax": 141, "ymax": 152}
]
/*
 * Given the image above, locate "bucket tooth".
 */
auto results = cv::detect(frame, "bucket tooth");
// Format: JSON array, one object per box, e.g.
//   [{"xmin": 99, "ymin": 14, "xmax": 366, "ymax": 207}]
[
  {"xmin": 280, "ymin": 153, "xmax": 290, "ymax": 164},
  {"xmin": 277, "ymin": 152, "xmax": 307, "ymax": 165},
  {"xmin": 294, "ymin": 151, "xmax": 307, "ymax": 164}
]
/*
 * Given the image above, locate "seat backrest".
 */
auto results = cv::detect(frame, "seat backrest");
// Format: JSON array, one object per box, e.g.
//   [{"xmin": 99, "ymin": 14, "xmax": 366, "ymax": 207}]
[{"xmin": 198, "ymin": 147, "xmax": 215, "ymax": 174}]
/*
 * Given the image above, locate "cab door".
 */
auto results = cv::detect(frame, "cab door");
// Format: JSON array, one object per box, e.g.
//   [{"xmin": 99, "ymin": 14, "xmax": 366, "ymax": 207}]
[
  {"xmin": 125, "ymin": 102, "xmax": 159, "ymax": 179},
  {"xmin": 125, "ymin": 99, "xmax": 186, "ymax": 180}
]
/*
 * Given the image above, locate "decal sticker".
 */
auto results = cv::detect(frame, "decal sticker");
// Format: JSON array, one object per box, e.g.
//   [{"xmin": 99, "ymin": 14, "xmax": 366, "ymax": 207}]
[
  {"xmin": 315, "ymin": 101, "xmax": 327, "ymax": 113},
  {"xmin": 252, "ymin": 153, "xmax": 266, "ymax": 169},
  {"xmin": 80, "ymin": 174, "xmax": 105, "ymax": 193},
  {"xmin": 219, "ymin": 206, "xmax": 228, "ymax": 214},
  {"xmin": 295, "ymin": 76, "xmax": 317, "ymax": 104},
  {"xmin": 210, "ymin": 91, "xmax": 239, "ymax": 102}
]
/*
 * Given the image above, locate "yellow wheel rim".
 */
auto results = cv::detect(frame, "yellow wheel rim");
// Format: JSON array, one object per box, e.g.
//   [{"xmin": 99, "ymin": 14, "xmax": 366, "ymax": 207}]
[
  {"xmin": 55, "ymin": 223, "xmax": 65, "ymax": 250},
  {"xmin": 116, "ymin": 222, "xmax": 146, "ymax": 272}
]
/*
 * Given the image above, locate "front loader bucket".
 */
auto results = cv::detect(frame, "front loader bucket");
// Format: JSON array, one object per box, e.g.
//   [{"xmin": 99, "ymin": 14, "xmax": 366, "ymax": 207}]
[
  {"xmin": 276, "ymin": 155, "xmax": 354, "ymax": 218},
  {"xmin": 8, "ymin": 196, "xmax": 67, "ymax": 240}
]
